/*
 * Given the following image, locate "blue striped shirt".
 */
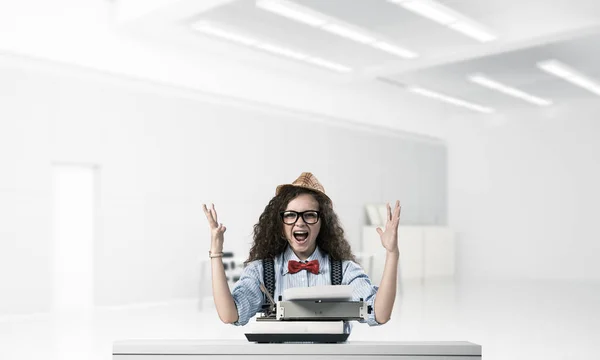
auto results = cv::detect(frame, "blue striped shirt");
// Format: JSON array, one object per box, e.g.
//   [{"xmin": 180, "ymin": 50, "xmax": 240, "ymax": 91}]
[{"xmin": 231, "ymin": 246, "xmax": 381, "ymax": 327}]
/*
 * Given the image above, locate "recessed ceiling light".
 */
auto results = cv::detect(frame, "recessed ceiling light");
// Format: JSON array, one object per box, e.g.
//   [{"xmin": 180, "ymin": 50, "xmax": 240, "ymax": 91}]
[
  {"xmin": 255, "ymin": 43, "xmax": 308, "ymax": 60},
  {"xmin": 408, "ymin": 86, "xmax": 495, "ymax": 113},
  {"xmin": 191, "ymin": 21, "xmax": 351, "ymax": 73},
  {"xmin": 322, "ymin": 23, "xmax": 377, "ymax": 44},
  {"xmin": 449, "ymin": 22, "xmax": 496, "ymax": 43},
  {"xmin": 305, "ymin": 58, "xmax": 352, "ymax": 73},
  {"xmin": 256, "ymin": 0, "xmax": 418, "ymax": 59},
  {"xmin": 191, "ymin": 22, "xmax": 258, "ymax": 46},
  {"xmin": 395, "ymin": 0, "xmax": 457, "ymax": 25},
  {"xmin": 256, "ymin": 0, "xmax": 327, "ymax": 27},
  {"xmin": 537, "ymin": 60, "xmax": 600, "ymax": 96},
  {"xmin": 468, "ymin": 74, "xmax": 552, "ymax": 106},
  {"xmin": 389, "ymin": 0, "xmax": 496, "ymax": 43},
  {"xmin": 372, "ymin": 41, "xmax": 418, "ymax": 59}
]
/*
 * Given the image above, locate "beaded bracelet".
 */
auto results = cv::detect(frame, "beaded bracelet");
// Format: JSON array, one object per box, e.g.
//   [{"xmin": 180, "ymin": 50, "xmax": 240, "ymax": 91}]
[{"xmin": 209, "ymin": 250, "xmax": 224, "ymax": 258}]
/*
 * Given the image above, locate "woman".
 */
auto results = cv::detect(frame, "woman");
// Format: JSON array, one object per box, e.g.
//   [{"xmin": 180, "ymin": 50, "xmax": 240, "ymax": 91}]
[{"xmin": 203, "ymin": 172, "xmax": 401, "ymax": 326}]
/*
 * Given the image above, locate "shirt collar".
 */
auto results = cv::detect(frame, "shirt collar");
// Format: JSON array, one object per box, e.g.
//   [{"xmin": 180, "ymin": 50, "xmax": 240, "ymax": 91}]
[{"xmin": 282, "ymin": 245, "xmax": 327, "ymax": 275}]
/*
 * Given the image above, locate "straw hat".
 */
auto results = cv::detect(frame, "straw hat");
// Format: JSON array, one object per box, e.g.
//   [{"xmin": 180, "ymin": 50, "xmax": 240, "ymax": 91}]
[{"xmin": 276, "ymin": 172, "xmax": 331, "ymax": 203}]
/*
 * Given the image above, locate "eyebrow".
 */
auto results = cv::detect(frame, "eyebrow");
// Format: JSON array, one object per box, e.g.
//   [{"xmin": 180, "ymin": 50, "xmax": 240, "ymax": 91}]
[{"xmin": 283, "ymin": 209, "xmax": 319, "ymax": 212}]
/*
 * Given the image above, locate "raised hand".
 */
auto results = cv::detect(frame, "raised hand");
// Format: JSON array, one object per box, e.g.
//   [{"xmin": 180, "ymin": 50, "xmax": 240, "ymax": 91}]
[
  {"xmin": 376, "ymin": 200, "xmax": 401, "ymax": 253},
  {"xmin": 202, "ymin": 203, "xmax": 226, "ymax": 254}
]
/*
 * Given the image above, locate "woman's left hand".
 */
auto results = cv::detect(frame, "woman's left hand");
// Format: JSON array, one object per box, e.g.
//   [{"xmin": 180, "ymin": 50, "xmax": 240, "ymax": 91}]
[{"xmin": 376, "ymin": 200, "xmax": 401, "ymax": 253}]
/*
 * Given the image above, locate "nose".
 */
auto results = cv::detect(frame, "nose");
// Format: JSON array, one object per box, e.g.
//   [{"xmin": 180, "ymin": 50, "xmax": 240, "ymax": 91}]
[{"xmin": 295, "ymin": 216, "xmax": 307, "ymax": 226}]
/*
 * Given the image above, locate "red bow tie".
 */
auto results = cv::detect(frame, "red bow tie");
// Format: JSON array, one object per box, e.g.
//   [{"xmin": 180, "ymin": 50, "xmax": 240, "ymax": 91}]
[{"xmin": 288, "ymin": 260, "xmax": 320, "ymax": 274}]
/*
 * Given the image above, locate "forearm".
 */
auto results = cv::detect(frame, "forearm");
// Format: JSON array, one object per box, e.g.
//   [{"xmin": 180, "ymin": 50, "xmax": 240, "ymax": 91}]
[
  {"xmin": 211, "ymin": 257, "xmax": 239, "ymax": 323},
  {"xmin": 374, "ymin": 249, "xmax": 399, "ymax": 324}
]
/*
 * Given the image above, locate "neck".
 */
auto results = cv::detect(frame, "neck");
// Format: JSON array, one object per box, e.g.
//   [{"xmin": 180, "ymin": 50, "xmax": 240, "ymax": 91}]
[{"xmin": 292, "ymin": 246, "xmax": 317, "ymax": 261}]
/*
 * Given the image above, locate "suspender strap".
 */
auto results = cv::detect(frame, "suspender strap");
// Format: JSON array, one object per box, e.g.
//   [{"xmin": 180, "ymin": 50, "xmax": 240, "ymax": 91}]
[
  {"xmin": 262, "ymin": 258, "xmax": 276, "ymax": 302},
  {"xmin": 330, "ymin": 259, "xmax": 343, "ymax": 285}
]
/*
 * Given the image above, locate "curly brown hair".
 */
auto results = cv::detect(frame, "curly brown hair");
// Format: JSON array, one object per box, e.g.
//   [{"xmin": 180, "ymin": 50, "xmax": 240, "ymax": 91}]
[{"xmin": 245, "ymin": 186, "xmax": 356, "ymax": 263}]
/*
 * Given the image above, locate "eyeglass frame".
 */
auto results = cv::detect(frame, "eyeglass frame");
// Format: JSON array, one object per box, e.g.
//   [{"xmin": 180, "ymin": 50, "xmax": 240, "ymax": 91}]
[{"xmin": 279, "ymin": 210, "xmax": 321, "ymax": 225}]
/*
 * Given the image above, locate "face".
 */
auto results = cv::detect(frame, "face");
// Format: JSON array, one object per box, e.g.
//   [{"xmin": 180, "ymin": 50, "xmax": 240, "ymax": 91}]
[{"xmin": 281, "ymin": 193, "xmax": 321, "ymax": 260}]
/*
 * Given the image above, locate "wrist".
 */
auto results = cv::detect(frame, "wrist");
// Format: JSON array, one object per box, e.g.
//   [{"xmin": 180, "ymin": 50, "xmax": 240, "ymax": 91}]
[
  {"xmin": 386, "ymin": 248, "xmax": 400, "ymax": 257},
  {"xmin": 210, "ymin": 245, "xmax": 223, "ymax": 254}
]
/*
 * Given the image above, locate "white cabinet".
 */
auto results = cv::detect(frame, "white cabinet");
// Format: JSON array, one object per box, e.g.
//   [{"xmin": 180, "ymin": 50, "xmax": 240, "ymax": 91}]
[
  {"xmin": 361, "ymin": 226, "xmax": 455, "ymax": 285},
  {"xmin": 423, "ymin": 227, "xmax": 455, "ymax": 278}
]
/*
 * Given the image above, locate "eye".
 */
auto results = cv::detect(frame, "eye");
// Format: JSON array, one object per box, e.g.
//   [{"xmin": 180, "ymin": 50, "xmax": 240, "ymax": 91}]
[
  {"xmin": 282, "ymin": 211, "xmax": 297, "ymax": 220},
  {"xmin": 304, "ymin": 211, "xmax": 318, "ymax": 221}
]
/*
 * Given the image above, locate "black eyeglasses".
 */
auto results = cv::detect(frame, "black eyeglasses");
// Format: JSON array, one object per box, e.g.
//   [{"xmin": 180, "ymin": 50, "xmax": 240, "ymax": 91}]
[{"xmin": 280, "ymin": 210, "xmax": 321, "ymax": 225}]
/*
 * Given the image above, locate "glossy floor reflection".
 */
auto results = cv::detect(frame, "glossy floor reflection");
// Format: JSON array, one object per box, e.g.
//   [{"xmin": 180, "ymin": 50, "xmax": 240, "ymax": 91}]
[{"xmin": 1, "ymin": 279, "xmax": 598, "ymax": 360}]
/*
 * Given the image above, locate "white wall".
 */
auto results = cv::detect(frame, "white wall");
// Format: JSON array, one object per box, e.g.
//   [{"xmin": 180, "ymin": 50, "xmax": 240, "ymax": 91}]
[
  {"xmin": 0, "ymin": 53, "xmax": 447, "ymax": 315},
  {"xmin": 447, "ymin": 101, "xmax": 600, "ymax": 281}
]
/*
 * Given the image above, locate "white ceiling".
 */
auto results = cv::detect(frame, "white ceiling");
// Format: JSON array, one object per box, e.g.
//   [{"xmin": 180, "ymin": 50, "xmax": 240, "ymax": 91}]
[
  {"xmin": 382, "ymin": 31, "xmax": 600, "ymax": 111},
  {"xmin": 182, "ymin": 0, "xmax": 600, "ymax": 74},
  {"xmin": 133, "ymin": 0, "xmax": 600, "ymax": 111},
  {"xmin": 10, "ymin": 0, "xmax": 600, "ymax": 116}
]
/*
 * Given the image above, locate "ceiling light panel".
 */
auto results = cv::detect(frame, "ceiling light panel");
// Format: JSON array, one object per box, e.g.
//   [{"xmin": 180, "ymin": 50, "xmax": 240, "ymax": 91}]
[
  {"xmin": 372, "ymin": 41, "xmax": 418, "ymax": 59},
  {"xmin": 468, "ymin": 74, "xmax": 552, "ymax": 106},
  {"xmin": 306, "ymin": 57, "xmax": 352, "ymax": 73},
  {"xmin": 256, "ymin": 0, "xmax": 418, "ymax": 59},
  {"xmin": 389, "ymin": 0, "xmax": 496, "ymax": 43},
  {"xmin": 321, "ymin": 23, "xmax": 377, "ymax": 44},
  {"xmin": 395, "ymin": 0, "xmax": 457, "ymax": 25},
  {"xmin": 408, "ymin": 86, "xmax": 495, "ymax": 113},
  {"xmin": 255, "ymin": 43, "xmax": 308, "ymax": 60},
  {"xmin": 256, "ymin": 0, "xmax": 327, "ymax": 27},
  {"xmin": 191, "ymin": 21, "xmax": 351, "ymax": 73},
  {"xmin": 191, "ymin": 22, "xmax": 258, "ymax": 46},
  {"xmin": 537, "ymin": 60, "xmax": 600, "ymax": 96},
  {"xmin": 449, "ymin": 22, "xmax": 496, "ymax": 43}
]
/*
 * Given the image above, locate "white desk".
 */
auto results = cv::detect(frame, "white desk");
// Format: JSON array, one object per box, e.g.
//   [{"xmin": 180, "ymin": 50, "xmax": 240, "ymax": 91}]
[{"xmin": 113, "ymin": 340, "xmax": 481, "ymax": 359}]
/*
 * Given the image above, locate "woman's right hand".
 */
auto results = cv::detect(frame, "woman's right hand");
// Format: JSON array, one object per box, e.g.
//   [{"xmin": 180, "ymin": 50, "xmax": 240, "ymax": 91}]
[{"xmin": 202, "ymin": 203, "xmax": 226, "ymax": 253}]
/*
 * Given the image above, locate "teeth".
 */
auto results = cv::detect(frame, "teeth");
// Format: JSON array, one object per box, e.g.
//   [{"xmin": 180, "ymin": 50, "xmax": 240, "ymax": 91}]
[{"xmin": 294, "ymin": 231, "xmax": 308, "ymax": 235}]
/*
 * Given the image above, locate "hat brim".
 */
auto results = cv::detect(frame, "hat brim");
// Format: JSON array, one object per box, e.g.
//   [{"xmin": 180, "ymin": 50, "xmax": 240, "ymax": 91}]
[{"xmin": 275, "ymin": 184, "xmax": 331, "ymax": 203}]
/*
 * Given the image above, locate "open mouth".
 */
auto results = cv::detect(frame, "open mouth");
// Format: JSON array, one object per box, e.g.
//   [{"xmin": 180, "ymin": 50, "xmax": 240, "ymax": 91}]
[{"xmin": 293, "ymin": 230, "xmax": 309, "ymax": 243}]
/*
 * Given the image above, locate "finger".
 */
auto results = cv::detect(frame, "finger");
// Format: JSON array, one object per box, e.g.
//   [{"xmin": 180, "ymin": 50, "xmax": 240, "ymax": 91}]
[
  {"xmin": 376, "ymin": 227, "xmax": 383, "ymax": 236},
  {"xmin": 203, "ymin": 204, "xmax": 217, "ymax": 225},
  {"xmin": 393, "ymin": 200, "xmax": 401, "ymax": 219},
  {"xmin": 386, "ymin": 203, "xmax": 392, "ymax": 222},
  {"xmin": 211, "ymin": 203, "xmax": 219, "ymax": 223},
  {"xmin": 220, "ymin": 223, "xmax": 227, "ymax": 233}
]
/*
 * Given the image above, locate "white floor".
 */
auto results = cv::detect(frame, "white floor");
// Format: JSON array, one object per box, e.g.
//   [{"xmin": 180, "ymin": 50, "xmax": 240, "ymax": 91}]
[{"xmin": 1, "ymin": 279, "xmax": 599, "ymax": 360}]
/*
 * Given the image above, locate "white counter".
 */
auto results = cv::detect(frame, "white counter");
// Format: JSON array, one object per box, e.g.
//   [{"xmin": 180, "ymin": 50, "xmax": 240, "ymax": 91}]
[{"xmin": 113, "ymin": 339, "xmax": 481, "ymax": 359}]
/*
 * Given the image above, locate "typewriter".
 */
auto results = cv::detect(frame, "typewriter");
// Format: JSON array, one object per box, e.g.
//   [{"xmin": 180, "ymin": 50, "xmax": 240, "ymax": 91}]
[{"xmin": 244, "ymin": 285, "xmax": 371, "ymax": 343}]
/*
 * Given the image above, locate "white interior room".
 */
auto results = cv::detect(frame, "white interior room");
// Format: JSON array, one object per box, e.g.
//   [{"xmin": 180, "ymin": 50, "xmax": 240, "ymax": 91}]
[{"xmin": 1, "ymin": 0, "xmax": 599, "ymax": 359}]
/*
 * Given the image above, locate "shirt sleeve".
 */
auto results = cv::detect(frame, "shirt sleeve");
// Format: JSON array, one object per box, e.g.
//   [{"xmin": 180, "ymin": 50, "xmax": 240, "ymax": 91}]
[
  {"xmin": 230, "ymin": 260, "xmax": 265, "ymax": 326},
  {"xmin": 342, "ymin": 260, "xmax": 381, "ymax": 326}
]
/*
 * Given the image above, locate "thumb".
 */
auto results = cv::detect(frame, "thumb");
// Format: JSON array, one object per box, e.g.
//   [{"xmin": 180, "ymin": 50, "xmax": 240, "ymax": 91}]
[{"xmin": 376, "ymin": 227, "xmax": 383, "ymax": 236}]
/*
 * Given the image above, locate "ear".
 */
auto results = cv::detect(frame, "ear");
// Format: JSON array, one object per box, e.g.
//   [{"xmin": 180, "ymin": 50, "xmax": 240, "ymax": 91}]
[{"xmin": 280, "ymin": 226, "xmax": 287, "ymax": 240}]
